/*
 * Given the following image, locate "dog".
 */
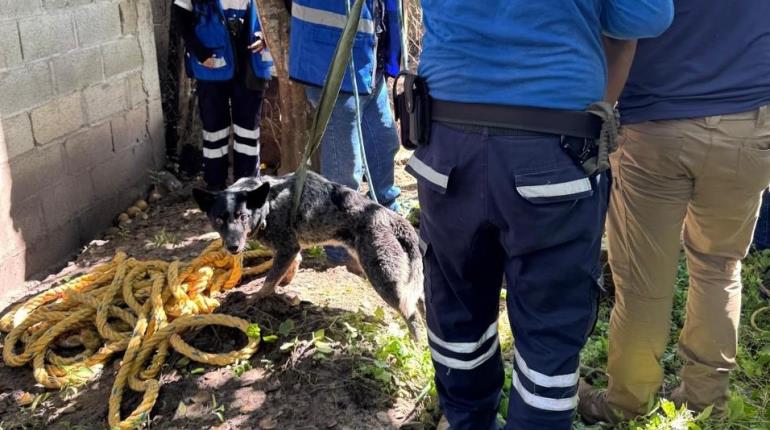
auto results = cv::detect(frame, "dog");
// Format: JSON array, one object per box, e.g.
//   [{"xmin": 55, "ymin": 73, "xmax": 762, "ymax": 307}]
[{"xmin": 193, "ymin": 171, "xmax": 425, "ymax": 337}]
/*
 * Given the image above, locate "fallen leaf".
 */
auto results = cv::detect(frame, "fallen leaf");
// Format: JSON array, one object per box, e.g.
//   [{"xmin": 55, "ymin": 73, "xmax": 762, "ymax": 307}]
[{"xmin": 14, "ymin": 391, "xmax": 34, "ymax": 407}]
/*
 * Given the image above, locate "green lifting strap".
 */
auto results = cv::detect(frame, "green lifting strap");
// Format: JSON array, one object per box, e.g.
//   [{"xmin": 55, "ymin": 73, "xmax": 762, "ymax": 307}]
[{"xmin": 290, "ymin": 0, "xmax": 367, "ymax": 222}]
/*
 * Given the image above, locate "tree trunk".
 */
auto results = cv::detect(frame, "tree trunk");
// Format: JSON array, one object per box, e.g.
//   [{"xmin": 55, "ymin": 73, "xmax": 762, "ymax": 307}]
[{"xmin": 255, "ymin": 0, "xmax": 312, "ymax": 174}]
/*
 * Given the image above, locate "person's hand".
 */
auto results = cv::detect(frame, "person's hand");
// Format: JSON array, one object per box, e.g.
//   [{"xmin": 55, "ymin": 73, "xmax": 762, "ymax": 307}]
[
  {"xmin": 249, "ymin": 32, "xmax": 266, "ymax": 53},
  {"xmin": 202, "ymin": 57, "xmax": 218, "ymax": 68}
]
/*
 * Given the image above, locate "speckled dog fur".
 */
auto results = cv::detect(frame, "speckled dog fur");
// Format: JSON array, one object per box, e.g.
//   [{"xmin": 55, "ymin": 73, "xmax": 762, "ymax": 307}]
[{"xmin": 193, "ymin": 171, "xmax": 425, "ymax": 336}]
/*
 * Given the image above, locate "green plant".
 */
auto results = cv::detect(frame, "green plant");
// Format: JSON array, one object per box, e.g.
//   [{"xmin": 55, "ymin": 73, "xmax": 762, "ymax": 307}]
[
  {"xmin": 149, "ymin": 229, "xmax": 179, "ymax": 248},
  {"xmin": 228, "ymin": 359, "xmax": 252, "ymax": 378},
  {"xmin": 306, "ymin": 246, "xmax": 325, "ymax": 259}
]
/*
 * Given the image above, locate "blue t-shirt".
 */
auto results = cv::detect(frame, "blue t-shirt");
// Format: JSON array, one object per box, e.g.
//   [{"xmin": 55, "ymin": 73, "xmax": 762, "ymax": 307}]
[
  {"xmin": 418, "ymin": 1, "xmax": 673, "ymax": 111},
  {"xmin": 619, "ymin": 0, "xmax": 770, "ymax": 124}
]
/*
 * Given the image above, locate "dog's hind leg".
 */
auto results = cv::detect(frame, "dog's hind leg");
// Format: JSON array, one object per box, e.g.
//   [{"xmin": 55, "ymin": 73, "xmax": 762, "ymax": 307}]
[
  {"xmin": 256, "ymin": 245, "xmax": 301, "ymax": 299},
  {"xmin": 354, "ymin": 231, "xmax": 421, "ymax": 338}
]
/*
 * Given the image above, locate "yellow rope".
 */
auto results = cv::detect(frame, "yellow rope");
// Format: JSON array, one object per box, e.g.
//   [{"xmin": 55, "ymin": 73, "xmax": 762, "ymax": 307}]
[{"xmin": 0, "ymin": 240, "xmax": 273, "ymax": 430}]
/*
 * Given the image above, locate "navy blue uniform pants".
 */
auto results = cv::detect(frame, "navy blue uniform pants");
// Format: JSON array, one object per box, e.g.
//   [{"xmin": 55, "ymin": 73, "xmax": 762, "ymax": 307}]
[
  {"xmin": 197, "ymin": 79, "xmax": 264, "ymax": 189},
  {"xmin": 407, "ymin": 123, "xmax": 609, "ymax": 430}
]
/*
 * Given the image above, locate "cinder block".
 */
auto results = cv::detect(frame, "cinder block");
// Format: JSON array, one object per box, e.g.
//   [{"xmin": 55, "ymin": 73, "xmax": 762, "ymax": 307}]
[
  {"xmin": 42, "ymin": 0, "xmax": 94, "ymax": 10},
  {"xmin": 76, "ymin": 194, "xmax": 119, "ymax": 243},
  {"xmin": 0, "ymin": 61, "xmax": 54, "ymax": 117},
  {"xmin": 31, "ymin": 92, "xmax": 84, "ymax": 145},
  {"xmin": 1, "ymin": 113, "xmax": 34, "ymax": 161},
  {"xmin": 111, "ymin": 105, "xmax": 147, "ymax": 152},
  {"xmin": 89, "ymin": 144, "xmax": 142, "ymax": 197},
  {"xmin": 9, "ymin": 194, "xmax": 48, "ymax": 245},
  {"xmin": 0, "ymin": 166, "xmax": 27, "ymax": 254},
  {"xmin": 63, "ymin": 121, "xmax": 113, "ymax": 173},
  {"xmin": 119, "ymin": 0, "xmax": 138, "ymax": 35},
  {"xmin": 8, "ymin": 143, "xmax": 66, "ymax": 200},
  {"xmin": 0, "ymin": 24, "xmax": 23, "ymax": 69},
  {"xmin": 0, "ymin": 250, "xmax": 27, "ymax": 294},
  {"xmin": 102, "ymin": 37, "xmax": 142, "ymax": 77},
  {"xmin": 143, "ymin": 67, "xmax": 162, "ymax": 102},
  {"xmin": 84, "ymin": 79, "xmax": 127, "ymax": 123},
  {"xmin": 125, "ymin": 72, "xmax": 146, "ymax": 107},
  {"xmin": 52, "ymin": 46, "xmax": 103, "ymax": 94},
  {"xmin": 40, "ymin": 171, "xmax": 94, "ymax": 230},
  {"xmin": 74, "ymin": 2, "xmax": 122, "ymax": 47},
  {"xmin": 131, "ymin": 134, "xmax": 154, "ymax": 173},
  {"xmin": 0, "ymin": 0, "xmax": 42, "ymax": 18},
  {"xmin": 18, "ymin": 13, "xmax": 76, "ymax": 61},
  {"xmin": 25, "ymin": 219, "xmax": 81, "ymax": 277},
  {"xmin": 147, "ymin": 98, "xmax": 165, "ymax": 166}
]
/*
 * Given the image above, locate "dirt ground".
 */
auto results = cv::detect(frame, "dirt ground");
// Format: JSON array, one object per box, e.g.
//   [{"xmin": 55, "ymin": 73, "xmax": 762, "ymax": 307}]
[{"xmin": 0, "ymin": 152, "xmax": 427, "ymax": 430}]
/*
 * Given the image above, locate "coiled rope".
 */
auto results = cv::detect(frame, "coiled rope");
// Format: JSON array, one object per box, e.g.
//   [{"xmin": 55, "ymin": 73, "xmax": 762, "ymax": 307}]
[{"xmin": 1, "ymin": 240, "xmax": 273, "ymax": 429}]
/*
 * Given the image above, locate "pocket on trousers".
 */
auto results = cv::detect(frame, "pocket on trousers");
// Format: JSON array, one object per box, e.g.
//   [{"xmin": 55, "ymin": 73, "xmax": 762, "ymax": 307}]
[
  {"xmin": 738, "ymin": 137, "xmax": 770, "ymax": 192},
  {"xmin": 406, "ymin": 148, "xmax": 455, "ymax": 195},
  {"xmin": 514, "ymin": 166, "xmax": 593, "ymax": 205}
]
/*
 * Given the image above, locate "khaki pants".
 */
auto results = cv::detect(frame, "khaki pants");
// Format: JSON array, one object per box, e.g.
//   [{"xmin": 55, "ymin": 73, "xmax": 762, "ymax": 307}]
[{"xmin": 605, "ymin": 105, "xmax": 770, "ymax": 416}]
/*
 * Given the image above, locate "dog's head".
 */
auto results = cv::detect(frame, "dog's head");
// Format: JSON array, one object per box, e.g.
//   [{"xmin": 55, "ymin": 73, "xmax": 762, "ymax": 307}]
[{"xmin": 192, "ymin": 183, "xmax": 271, "ymax": 254}]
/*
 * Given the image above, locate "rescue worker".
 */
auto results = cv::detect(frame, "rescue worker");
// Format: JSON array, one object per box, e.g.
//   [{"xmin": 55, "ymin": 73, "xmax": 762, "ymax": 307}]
[
  {"xmin": 408, "ymin": 1, "xmax": 673, "ymax": 429},
  {"xmin": 173, "ymin": 0, "xmax": 273, "ymax": 191},
  {"xmin": 288, "ymin": 0, "xmax": 404, "ymax": 267},
  {"xmin": 579, "ymin": 0, "xmax": 770, "ymax": 423}
]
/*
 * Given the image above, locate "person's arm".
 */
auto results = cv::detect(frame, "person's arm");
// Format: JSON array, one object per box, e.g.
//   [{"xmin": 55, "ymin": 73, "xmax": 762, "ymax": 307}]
[
  {"xmin": 603, "ymin": 36, "xmax": 637, "ymax": 104},
  {"xmin": 173, "ymin": 2, "xmax": 215, "ymax": 64},
  {"xmin": 601, "ymin": 0, "xmax": 674, "ymax": 40}
]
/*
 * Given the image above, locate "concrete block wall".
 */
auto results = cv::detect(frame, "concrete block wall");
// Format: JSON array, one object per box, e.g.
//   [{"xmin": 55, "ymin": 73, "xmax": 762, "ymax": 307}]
[{"xmin": 0, "ymin": 0, "xmax": 164, "ymax": 291}]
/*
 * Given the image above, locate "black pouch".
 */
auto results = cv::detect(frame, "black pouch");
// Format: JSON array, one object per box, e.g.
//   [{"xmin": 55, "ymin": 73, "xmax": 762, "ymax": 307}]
[
  {"xmin": 560, "ymin": 136, "xmax": 599, "ymax": 173},
  {"xmin": 393, "ymin": 72, "xmax": 431, "ymax": 149}
]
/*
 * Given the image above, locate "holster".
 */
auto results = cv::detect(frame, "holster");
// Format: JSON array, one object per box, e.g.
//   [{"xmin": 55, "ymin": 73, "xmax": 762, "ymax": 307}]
[
  {"xmin": 584, "ymin": 101, "xmax": 621, "ymax": 175},
  {"xmin": 393, "ymin": 72, "xmax": 431, "ymax": 150},
  {"xmin": 562, "ymin": 101, "xmax": 621, "ymax": 175}
]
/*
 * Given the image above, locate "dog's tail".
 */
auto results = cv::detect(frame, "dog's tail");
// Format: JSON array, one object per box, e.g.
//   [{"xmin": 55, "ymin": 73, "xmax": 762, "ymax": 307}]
[{"xmin": 395, "ymin": 219, "xmax": 426, "ymax": 338}]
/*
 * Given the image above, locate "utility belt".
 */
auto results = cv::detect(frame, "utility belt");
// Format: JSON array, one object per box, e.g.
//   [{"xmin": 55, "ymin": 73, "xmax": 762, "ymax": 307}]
[{"xmin": 393, "ymin": 72, "xmax": 620, "ymax": 175}]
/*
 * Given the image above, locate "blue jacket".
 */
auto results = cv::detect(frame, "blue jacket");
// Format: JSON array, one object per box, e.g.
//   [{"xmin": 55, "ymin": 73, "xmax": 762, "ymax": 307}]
[
  {"xmin": 187, "ymin": 0, "xmax": 273, "ymax": 82},
  {"xmin": 289, "ymin": 0, "xmax": 402, "ymax": 94}
]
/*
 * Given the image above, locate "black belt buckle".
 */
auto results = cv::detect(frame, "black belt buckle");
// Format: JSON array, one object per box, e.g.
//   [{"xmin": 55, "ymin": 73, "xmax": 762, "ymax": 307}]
[{"xmin": 393, "ymin": 72, "xmax": 431, "ymax": 150}]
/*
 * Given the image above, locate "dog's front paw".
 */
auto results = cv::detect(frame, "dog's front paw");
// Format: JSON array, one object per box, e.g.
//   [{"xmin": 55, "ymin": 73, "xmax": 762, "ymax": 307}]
[{"xmin": 253, "ymin": 286, "xmax": 275, "ymax": 299}]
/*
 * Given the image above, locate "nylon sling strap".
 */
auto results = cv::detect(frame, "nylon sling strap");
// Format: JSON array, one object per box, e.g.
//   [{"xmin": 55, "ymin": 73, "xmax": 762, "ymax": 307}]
[{"xmin": 291, "ymin": 0, "xmax": 367, "ymax": 222}]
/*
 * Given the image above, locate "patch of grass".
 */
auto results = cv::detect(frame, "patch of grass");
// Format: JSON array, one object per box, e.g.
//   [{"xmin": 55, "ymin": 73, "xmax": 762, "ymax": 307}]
[
  {"xmin": 406, "ymin": 204, "xmax": 420, "ymax": 228},
  {"xmin": 149, "ymin": 229, "xmax": 179, "ymax": 248},
  {"xmin": 575, "ymin": 250, "xmax": 770, "ymax": 430},
  {"xmin": 327, "ymin": 308, "xmax": 434, "ymax": 397},
  {"xmin": 305, "ymin": 246, "xmax": 326, "ymax": 259}
]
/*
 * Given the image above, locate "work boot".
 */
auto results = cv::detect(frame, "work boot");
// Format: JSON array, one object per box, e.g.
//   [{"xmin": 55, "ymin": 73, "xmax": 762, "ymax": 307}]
[
  {"xmin": 577, "ymin": 379, "xmax": 627, "ymax": 426},
  {"xmin": 669, "ymin": 385, "xmax": 726, "ymax": 418}
]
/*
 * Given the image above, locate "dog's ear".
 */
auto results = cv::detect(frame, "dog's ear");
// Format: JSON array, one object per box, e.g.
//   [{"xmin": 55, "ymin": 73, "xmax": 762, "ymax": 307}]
[
  {"xmin": 193, "ymin": 188, "xmax": 217, "ymax": 212},
  {"xmin": 246, "ymin": 183, "xmax": 271, "ymax": 210}
]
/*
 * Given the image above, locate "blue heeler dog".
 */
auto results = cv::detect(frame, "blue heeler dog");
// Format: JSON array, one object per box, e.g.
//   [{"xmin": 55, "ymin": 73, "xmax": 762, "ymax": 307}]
[{"xmin": 193, "ymin": 171, "xmax": 425, "ymax": 337}]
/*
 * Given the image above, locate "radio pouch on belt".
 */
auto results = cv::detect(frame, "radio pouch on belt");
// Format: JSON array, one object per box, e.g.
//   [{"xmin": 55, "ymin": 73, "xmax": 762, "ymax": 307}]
[
  {"xmin": 393, "ymin": 72, "xmax": 431, "ymax": 150},
  {"xmin": 578, "ymin": 101, "xmax": 621, "ymax": 175}
]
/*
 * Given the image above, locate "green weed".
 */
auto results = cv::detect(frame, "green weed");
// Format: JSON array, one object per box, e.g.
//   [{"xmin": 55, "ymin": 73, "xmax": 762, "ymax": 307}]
[{"xmin": 574, "ymin": 250, "xmax": 770, "ymax": 429}]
